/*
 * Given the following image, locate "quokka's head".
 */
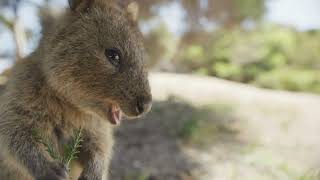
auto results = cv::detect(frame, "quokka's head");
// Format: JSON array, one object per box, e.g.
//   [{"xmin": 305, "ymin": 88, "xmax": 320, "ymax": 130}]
[{"xmin": 42, "ymin": 0, "xmax": 152, "ymax": 125}]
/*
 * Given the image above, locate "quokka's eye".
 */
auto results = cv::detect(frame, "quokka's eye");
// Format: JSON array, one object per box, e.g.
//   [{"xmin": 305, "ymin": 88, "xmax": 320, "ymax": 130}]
[{"xmin": 105, "ymin": 48, "xmax": 121, "ymax": 67}]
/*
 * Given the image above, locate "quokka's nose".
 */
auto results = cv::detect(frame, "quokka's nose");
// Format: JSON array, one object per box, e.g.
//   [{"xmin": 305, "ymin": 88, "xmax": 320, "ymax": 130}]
[{"xmin": 136, "ymin": 96, "xmax": 152, "ymax": 115}]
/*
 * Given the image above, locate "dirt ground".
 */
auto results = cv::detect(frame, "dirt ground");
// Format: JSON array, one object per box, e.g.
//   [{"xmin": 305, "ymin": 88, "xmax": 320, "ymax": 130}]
[{"xmin": 110, "ymin": 73, "xmax": 320, "ymax": 180}]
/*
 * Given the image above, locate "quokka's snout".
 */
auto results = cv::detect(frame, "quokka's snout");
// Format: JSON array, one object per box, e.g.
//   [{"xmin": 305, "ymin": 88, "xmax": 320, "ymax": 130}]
[
  {"xmin": 135, "ymin": 94, "xmax": 152, "ymax": 116},
  {"xmin": 117, "ymin": 88, "xmax": 152, "ymax": 118}
]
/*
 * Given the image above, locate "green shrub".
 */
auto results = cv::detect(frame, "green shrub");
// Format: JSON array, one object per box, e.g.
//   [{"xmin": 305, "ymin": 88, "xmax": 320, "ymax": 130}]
[
  {"xmin": 174, "ymin": 25, "xmax": 320, "ymax": 94},
  {"xmin": 254, "ymin": 68, "xmax": 320, "ymax": 93}
]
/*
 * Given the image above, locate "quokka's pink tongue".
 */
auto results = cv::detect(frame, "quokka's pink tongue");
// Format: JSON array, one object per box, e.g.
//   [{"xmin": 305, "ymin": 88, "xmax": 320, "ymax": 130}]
[{"xmin": 110, "ymin": 105, "xmax": 122, "ymax": 125}]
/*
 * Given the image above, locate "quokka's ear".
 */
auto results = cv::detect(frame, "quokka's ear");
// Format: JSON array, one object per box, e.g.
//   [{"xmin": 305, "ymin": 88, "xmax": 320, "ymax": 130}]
[
  {"xmin": 68, "ymin": 0, "xmax": 94, "ymax": 12},
  {"xmin": 126, "ymin": 2, "xmax": 139, "ymax": 23}
]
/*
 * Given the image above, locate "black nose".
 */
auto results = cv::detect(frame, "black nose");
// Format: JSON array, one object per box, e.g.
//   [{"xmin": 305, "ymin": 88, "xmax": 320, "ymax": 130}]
[{"xmin": 136, "ymin": 96, "xmax": 152, "ymax": 115}]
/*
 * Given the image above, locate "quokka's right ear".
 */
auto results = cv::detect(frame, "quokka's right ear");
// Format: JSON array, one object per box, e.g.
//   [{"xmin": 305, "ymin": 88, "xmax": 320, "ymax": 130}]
[
  {"xmin": 126, "ymin": 2, "xmax": 139, "ymax": 23},
  {"xmin": 68, "ymin": 0, "xmax": 94, "ymax": 12}
]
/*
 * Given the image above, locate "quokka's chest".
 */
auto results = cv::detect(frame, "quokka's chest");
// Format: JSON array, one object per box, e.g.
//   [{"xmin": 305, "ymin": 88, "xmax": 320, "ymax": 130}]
[
  {"xmin": 53, "ymin": 126, "xmax": 74, "ymax": 147},
  {"xmin": 52, "ymin": 117, "xmax": 112, "ymax": 150}
]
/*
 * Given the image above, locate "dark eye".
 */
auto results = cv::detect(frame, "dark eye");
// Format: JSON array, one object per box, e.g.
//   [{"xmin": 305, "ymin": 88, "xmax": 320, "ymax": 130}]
[{"xmin": 105, "ymin": 48, "xmax": 121, "ymax": 67}]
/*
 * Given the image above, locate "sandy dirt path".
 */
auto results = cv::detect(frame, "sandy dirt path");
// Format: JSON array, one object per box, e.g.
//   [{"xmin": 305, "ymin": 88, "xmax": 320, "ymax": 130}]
[{"xmin": 146, "ymin": 73, "xmax": 320, "ymax": 180}]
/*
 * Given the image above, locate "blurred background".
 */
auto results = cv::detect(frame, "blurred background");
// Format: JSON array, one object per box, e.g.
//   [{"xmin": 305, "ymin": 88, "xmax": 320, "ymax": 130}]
[{"xmin": 1, "ymin": 0, "xmax": 320, "ymax": 180}]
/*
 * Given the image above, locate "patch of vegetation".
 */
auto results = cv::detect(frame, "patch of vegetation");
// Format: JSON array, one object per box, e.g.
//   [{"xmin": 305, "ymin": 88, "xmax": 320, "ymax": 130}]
[
  {"xmin": 297, "ymin": 170, "xmax": 320, "ymax": 180},
  {"xmin": 176, "ymin": 103, "xmax": 237, "ymax": 146},
  {"xmin": 124, "ymin": 172, "xmax": 150, "ymax": 180},
  {"xmin": 174, "ymin": 25, "xmax": 320, "ymax": 94}
]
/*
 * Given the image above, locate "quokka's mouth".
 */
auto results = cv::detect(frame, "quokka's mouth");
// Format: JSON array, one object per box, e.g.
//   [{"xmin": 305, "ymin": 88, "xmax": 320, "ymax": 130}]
[{"xmin": 107, "ymin": 104, "xmax": 123, "ymax": 125}]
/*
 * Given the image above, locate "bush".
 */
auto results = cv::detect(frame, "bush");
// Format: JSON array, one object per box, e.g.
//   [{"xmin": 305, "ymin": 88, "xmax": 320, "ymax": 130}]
[
  {"xmin": 173, "ymin": 24, "xmax": 320, "ymax": 94},
  {"xmin": 254, "ymin": 68, "xmax": 320, "ymax": 93}
]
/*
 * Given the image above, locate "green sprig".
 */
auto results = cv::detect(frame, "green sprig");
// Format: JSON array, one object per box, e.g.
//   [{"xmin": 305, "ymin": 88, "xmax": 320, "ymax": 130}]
[
  {"xmin": 62, "ymin": 128, "xmax": 83, "ymax": 169},
  {"xmin": 32, "ymin": 128, "xmax": 83, "ymax": 171}
]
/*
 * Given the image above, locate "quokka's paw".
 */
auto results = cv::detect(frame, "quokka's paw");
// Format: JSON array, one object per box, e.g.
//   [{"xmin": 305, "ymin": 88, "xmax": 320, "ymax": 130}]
[
  {"xmin": 37, "ymin": 162, "xmax": 68, "ymax": 180},
  {"xmin": 77, "ymin": 177, "xmax": 87, "ymax": 180}
]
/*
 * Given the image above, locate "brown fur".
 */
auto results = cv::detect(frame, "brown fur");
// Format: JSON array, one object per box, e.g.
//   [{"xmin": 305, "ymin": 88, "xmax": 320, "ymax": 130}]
[{"xmin": 0, "ymin": 0, "xmax": 152, "ymax": 180}]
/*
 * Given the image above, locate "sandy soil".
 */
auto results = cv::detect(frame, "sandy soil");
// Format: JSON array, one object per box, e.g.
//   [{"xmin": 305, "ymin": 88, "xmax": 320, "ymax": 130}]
[{"xmin": 110, "ymin": 73, "xmax": 320, "ymax": 180}]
